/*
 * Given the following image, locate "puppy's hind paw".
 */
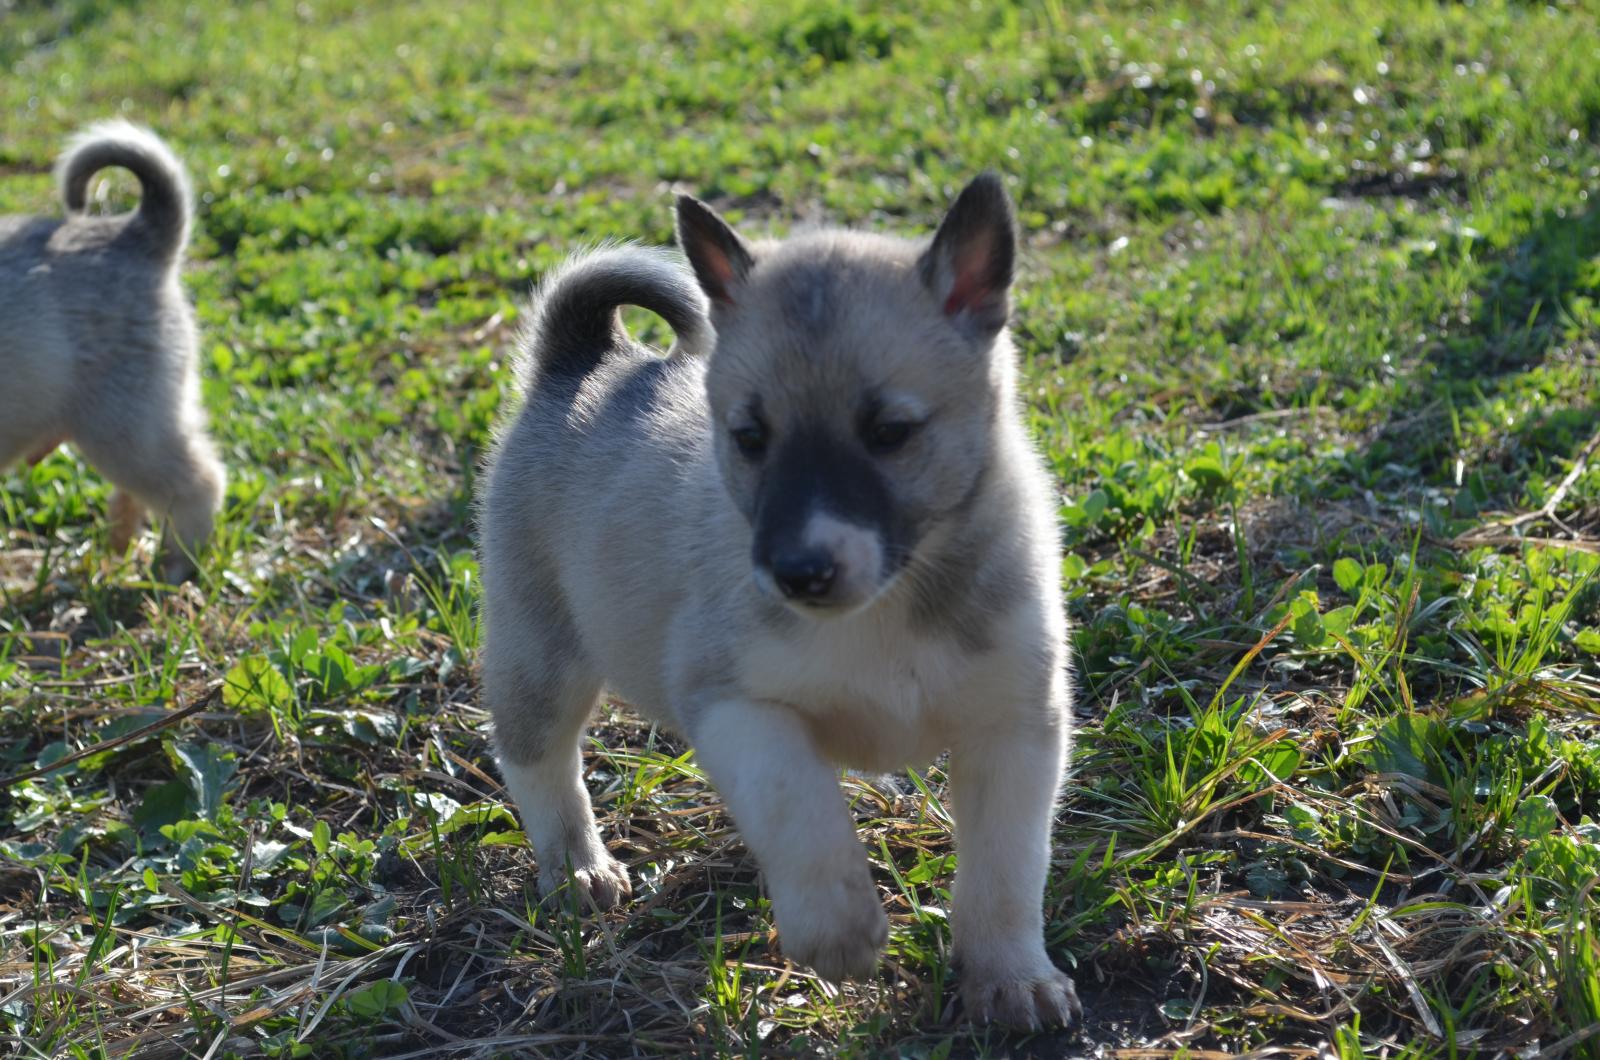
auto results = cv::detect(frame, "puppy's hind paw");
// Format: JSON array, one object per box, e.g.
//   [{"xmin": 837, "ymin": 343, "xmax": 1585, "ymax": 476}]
[
  {"xmin": 540, "ymin": 855, "xmax": 632, "ymax": 911},
  {"xmin": 963, "ymin": 966, "xmax": 1081, "ymax": 1030}
]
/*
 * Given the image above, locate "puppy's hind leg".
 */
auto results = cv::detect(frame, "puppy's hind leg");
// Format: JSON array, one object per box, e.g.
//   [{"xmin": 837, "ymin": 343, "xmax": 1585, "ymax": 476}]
[{"xmin": 484, "ymin": 600, "xmax": 630, "ymax": 910}]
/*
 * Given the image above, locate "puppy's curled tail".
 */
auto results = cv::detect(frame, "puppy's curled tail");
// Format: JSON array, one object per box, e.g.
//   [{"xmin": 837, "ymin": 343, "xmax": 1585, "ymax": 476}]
[
  {"xmin": 56, "ymin": 120, "xmax": 192, "ymax": 258},
  {"xmin": 519, "ymin": 244, "xmax": 712, "ymax": 386}
]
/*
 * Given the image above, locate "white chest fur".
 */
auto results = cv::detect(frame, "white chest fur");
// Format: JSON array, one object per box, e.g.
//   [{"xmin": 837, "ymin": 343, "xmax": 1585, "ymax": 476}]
[{"xmin": 738, "ymin": 610, "xmax": 968, "ymax": 771}]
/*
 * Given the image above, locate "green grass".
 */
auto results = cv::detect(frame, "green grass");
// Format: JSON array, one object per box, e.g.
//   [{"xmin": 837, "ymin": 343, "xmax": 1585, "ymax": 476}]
[{"xmin": 3, "ymin": 0, "xmax": 1600, "ymax": 1055}]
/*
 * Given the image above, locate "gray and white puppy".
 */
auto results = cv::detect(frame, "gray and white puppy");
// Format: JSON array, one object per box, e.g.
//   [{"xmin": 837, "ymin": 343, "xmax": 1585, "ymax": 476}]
[
  {"xmin": 479, "ymin": 175, "xmax": 1078, "ymax": 1028},
  {"xmin": 0, "ymin": 121, "xmax": 224, "ymax": 581}
]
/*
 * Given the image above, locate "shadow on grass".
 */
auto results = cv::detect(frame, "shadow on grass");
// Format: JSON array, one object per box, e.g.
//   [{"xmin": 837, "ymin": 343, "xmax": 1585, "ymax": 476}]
[{"xmin": 1344, "ymin": 198, "xmax": 1600, "ymax": 504}]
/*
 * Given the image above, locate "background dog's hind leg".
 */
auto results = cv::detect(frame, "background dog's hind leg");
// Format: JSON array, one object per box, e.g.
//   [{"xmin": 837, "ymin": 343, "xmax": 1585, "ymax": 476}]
[
  {"xmin": 108, "ymin": 489, "xmax": 145, "ymax": 555},
  {"xmin": 483, "ymin": 602, "xmax": 630, "ymax": 910},
  {"xmin": 75, "ymin": 425, "xmax": 225, "ymax": 582}
]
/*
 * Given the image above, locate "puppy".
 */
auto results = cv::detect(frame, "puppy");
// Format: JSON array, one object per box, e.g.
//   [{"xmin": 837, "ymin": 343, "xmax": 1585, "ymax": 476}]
[
  {"xmin": 0, "ymin": 121, "xmax": 225, "ymax": 581},
  {"xmin": 479, "ymin": 175, "xmax": 1078, "ymax": 1028}
]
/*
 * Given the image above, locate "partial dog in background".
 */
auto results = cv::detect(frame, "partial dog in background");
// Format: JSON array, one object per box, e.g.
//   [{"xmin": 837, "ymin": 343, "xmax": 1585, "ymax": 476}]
[
  {"xmin": 0, "ymin": 121, "xmax": 224, "ymax": 581},
  {"xmin": 479, "ymin": 174, "xmax": 1078, "ymax": 1028}
]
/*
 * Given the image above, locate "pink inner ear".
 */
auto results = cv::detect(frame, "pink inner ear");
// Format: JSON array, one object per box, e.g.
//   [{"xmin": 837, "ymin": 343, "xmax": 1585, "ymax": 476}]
[
  {"xmin": 706, "ymin": 248, "xmax": 738, "ymax": 304},
  {"xmin": 941, "ymin": 236, "xmax": 994, "ymax": 316},
  {"xmin": 943, "ymin": 275, "xmax": 981, "ymax": 316}
]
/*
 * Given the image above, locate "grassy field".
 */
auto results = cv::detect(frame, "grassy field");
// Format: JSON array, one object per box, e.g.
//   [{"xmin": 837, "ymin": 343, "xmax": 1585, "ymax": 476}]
[{"xmin": 3, "ymin": 0, "xmax": 1600, "ymax": 1055}]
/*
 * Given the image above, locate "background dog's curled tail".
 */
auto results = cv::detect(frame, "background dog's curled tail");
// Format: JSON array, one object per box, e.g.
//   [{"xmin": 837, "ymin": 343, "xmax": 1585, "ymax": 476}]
[
  {"xmin": 519, "ymin": 245, "xmax": 712, "ymax": 386},
  {"xmin": 56, "ymin": 120, "xmax": 193, "ymax": 258}
]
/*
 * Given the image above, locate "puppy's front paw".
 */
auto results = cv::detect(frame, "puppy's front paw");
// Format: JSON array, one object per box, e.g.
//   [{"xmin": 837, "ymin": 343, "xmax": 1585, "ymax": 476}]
[
  {"xmin": 774, "ymin": 867, "xmax": 888, "ymax": 982},
  {"xmin": 539, "ymin": 854, "xmax": 632, "ymax": 910},
  {"xmin": 963, "ymin": 964, "xmax": 1081, "ymax": 1029}
]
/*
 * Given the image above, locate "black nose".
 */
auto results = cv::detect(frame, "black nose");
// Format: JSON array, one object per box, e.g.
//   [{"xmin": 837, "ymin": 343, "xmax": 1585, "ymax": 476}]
[{"xmin": 771, "ymin": 550, "xmax": 836, "ymax": 602}]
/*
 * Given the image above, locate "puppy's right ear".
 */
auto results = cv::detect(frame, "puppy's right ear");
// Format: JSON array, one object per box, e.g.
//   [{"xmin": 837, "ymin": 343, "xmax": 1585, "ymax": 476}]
[{"xmin": 676, "ymin": 196, "xmax": 754, "ymax": 306}]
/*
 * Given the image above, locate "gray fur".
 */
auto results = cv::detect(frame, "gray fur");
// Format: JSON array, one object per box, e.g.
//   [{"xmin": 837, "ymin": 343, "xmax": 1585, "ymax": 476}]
[
  {"xmin": 0, "ymin": 120, "xmax": 224, "ymax": 581},
  {"xmin": 479, "ymin": 175, "xmax": 1079, "ymax": 1027}
]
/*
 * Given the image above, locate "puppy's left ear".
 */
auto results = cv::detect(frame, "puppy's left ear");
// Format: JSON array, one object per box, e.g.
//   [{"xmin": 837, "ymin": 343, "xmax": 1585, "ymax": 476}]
[{"xmin": 918, "ymin": 172, "xmax": 1017, "ymax": 337}]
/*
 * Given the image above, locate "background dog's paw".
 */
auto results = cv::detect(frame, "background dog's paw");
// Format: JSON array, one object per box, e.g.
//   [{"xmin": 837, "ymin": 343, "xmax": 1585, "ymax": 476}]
[
  {"xmin": 539, "ymin": 855, "xmax": 632, "ymax": 910},
  {"xmin": 774, "ymin": 870, "xmax": 888, "ymax": 982},
  {"xmin": 962, "ymin": 965, "xmax": 1081, "ymax": 1030},
  {"xmin": 160, "ymin": 556, "xmax": 200, "ymax": 584}
]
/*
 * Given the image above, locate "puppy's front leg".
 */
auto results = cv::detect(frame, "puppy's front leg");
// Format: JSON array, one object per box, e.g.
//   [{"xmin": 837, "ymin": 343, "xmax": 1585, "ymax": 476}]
[
  {"xmin": 691, "ymin": 699, "xmax": 887, "ymax": 981},
  {"xmin": 949, "ymin": 712, "xmax": 1080, "ymax": 1028}
]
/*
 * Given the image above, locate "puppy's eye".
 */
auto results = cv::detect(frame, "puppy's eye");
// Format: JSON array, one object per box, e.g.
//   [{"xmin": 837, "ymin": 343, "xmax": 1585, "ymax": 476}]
[
  {"xmin": 731, "ymin": 423, "xmax": 769, "ymax": 458},
  {"xmin": 866, "ymin": 420, "xmax": 917, "ymax": 454}
]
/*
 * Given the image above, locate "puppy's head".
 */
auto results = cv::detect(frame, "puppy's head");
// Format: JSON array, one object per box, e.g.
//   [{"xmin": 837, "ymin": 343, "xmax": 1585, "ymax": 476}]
[{"xmin": 677, "ymin": 174, "xmax": 1017, "ymax": 617}]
